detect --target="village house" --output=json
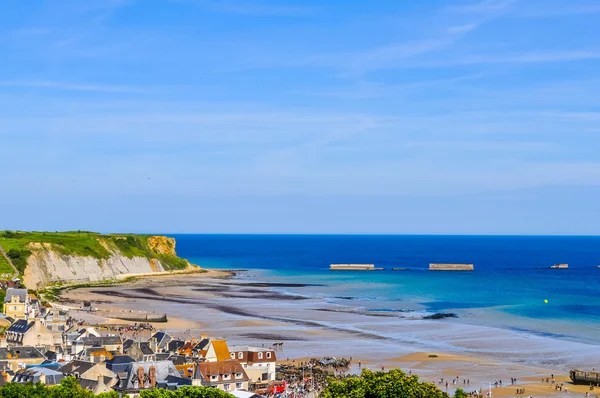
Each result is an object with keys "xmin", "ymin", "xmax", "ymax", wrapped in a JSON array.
[
  {"xmin": 191, "ymin": 359, "xmax": 250, "ymax": 392},
  {"xmin": 124, "ymin": 340, "xmax": 156, "ymax": 362},
  {"xmin": 38, "ymin": 308, "xmax": 70, "ymax": 345},
  {"xmin": 79, "ymin": 374, "xmax": 116, "ymax": 395},
  {"xmin": 0, "ymin": 346, "xmax": 45, "ymax": 371},
  {"xmin": 85, "ymin": 346, "xmax": 114, "ymax": 363},
  {"xmin": 113, "ymin": 360, "xmax": 191, "ymax": 396},
  {"xmin": 73, "ymin": 335, "xmax": 122, "ymax": 357},
  {"xmin": 28, "ymin": 293, "xmax": 40, "ymax": 317},
  {"xmin": 148, "ymin": 331, "xmax": 172, "ymax": 352},
  {"xmin": 204, "ymin": 340, "xmax": 231, "ymax": 362},
  {"xmin": 229, "ymin": 346, "xmax": 277, "ymax": 382},
  {"xmin": 3, "ymin": 288, "xmax": 31, "ymax": 320},
  {"xmin": 0, "ymin": 280, "xmax": 20, "ymax": 290},
  {"xmin": 58, "ymin": 359, "xmax": 116, "ymax": 381},
  {"xmin": 12, "ymin": 366, "xmax": 64, "ymax": 385},
  {"xmin": 3, "ymin": 319, "xmax": 55, "ymax": 346},
  {"xmin": 106, "ymin": 355, "xmax": 135, "ymax": 374}
]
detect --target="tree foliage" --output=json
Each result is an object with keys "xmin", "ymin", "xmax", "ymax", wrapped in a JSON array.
[
  {"xmin": 0, "ymin": 378, "xmax": 233, "ymax": 398},
  {"xmin": 140, "ymin": 385, "xmax": 235, "ymax": 398},
  {"xmin": 321, "ymin": 369, "xmax": 452, "ymax": 398},
  {"xmin": 454, "ymin": 388, "xmax": 468, "ymax": 398}
]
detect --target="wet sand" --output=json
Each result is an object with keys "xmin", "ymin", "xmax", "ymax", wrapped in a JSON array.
[{"xmin": 58, "ymin": 270, "xmax": 600, "ymax": 397}]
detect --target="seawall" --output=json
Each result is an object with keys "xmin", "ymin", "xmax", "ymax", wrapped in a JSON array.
[
  {"xmin": 429, "ymin": 263, "xmax": 474, "ymax": 271},
  {"xmin": 330, "ymin": 264, "xmax": 383, "ymax": 270}
]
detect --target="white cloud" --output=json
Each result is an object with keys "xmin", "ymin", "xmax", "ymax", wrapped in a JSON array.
[
  {"xmin": 0, "ymin": 81, "xmax": 149, "ymax": 93},
  {"xmin": 447, "ymin": 23, "xmax": 479, "ymax": 34},
  {"xmin": 174, "ymin": 0, "xmax": 313, "ymax": 16}
]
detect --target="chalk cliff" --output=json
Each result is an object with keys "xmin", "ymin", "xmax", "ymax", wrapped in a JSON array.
[{"xmin": 21, "ymin": 235, "xmax": 192, "ymax": 289}]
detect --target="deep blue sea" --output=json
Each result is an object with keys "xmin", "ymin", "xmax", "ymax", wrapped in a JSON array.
[{"xmin": 172, "ymin": 234, "xmax": 600, "ymax": 345}]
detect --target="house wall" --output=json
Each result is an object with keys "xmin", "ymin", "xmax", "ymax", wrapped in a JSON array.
[
  {"xmin": 22, "ymin": 321, "xmax": 55, "ymax": 346},
  {"xmin": 82, "ymin": 364, "xmax": 115, "ymax": 380},
  {"xmin": 244, "ymin": 363, "xmax": 276, "ymax": 382},
  {"xmin": 5, "ymin": 357, "xmax": 44, "ymax": 371},
  {"xmin": 3, "ymin": 297, "xmax": 28, "ymax": 320}
]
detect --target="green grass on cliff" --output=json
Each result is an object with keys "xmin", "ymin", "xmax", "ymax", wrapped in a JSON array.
[
  {"xmin": 0, "ymin": 231, "xmax": 189, "ymax": 273},
  {"xmin": 0, "ymin": 255, "xmax": 13, "ymax": 275}
]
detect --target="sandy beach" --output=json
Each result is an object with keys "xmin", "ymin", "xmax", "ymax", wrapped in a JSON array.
[{"xmin": 57, "ymin": 269, "xmax": 600, "ymax": 397}]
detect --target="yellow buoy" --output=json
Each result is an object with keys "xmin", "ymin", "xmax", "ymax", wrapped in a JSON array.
[{"xmin": 544, "ymin": 299, "xmax": 548, "ymax": 304}]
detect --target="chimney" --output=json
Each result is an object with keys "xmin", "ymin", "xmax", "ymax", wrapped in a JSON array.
[
  {"xmin": 137, "ymin": 367, "xmax": 145, "ymax": 386},
  {"xmin": 149, "ymin": 339, "xmax": 158, "ymax": 353},
  {"xmin": 149, "ymin": 365, "xmax": 156, "ymax": 387},
  {"xmin": 97, "ymin": 374, "xmax": 106, "ymax": 392}
]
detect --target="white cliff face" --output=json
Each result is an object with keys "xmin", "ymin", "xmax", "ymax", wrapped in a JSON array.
[{"xmin": 24, "ymin": 249, "xmax": 165, "ymax": 289}]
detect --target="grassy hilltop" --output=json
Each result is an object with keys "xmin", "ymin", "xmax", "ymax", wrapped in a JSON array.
[{"xmin": 0, "ymin": 230, "xmax": 190, "ymax": 275}]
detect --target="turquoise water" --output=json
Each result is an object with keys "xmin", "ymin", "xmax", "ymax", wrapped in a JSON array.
[{"xmin": 172, "ymin": 234, "xmax": 600, "ymax": 345}]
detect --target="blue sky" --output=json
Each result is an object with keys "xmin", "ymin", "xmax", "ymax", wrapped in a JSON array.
[{"xmin": 1, "ymin": 0, "xmax": 600, "ymax": 234}]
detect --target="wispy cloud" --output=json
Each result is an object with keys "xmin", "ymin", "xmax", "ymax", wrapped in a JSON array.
[
  {"xmin": 418, "ymin": 49, "xmax": 600, "ymax": 67},
  {"xmin": 0, "ymin": 81, "xmax": 149, "ymax": 93},
  {"xmin": 447, "ymin": 23, "xmax": 479, "ymax": 34},
  {"xmin": 449, "ymin": 0, "xmax": 517, "ymax": 14},
  {"xmin": 175, "ymin": 0, "xmax": 313, "ymax": 16}
]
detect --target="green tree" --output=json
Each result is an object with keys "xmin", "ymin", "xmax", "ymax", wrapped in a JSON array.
[
  {"xmin": 96, "ymin": 392, "xmax": 120, "ymax": 398},
  {"xmin": 48, "ymin": 377, "xmax": 94, "ymax": 398},
  {"xmin": 139, "ymin": 386, "xmax": 235, "ymax": 398},
  {"xmin": 6, "ymin": 249, "xmax": 21, "ymax": 260},
  {"xmin": 454, "ymin": 388, "xmax": 468, "ymax": 398},
  {"xmin": 321, "ymin": 369, "xmax": 450, "ymax": 398},
  {"xmin": 0, "ymin": 382, "xmax": 47, "ymax": 398}
]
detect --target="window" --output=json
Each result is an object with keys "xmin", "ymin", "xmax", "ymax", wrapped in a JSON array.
[
  {"xmin": 238, "ymin": 352, "xmax": 243, "ymax": 359},
  {"xmin": 223, "ymin": 384, "xmax": 231, "ymax": 391},
  {"xmin": 230, "ymin": 353, "xmax": 235, "ymax": 359},
  {"xmin": 266, "ymin": 352, "xmax": 271, "ymax": 359},
  {"xmin": 223, "ymin": 373, "xmax": 231, "ymax": 380},
  {"xmin": 211, "ymin": 375, "xmax": 218, "ymax": 381},
  {"xmin": 236, "ymin": 383, "xmax": 242, "ymax": 389},
  {"xmin": 235, "ymin": 372, "xmax": 243, "ymax": 379},
  {"xmin": 258, "ymin": 353, "xmax": 263, "ymax": 359}
]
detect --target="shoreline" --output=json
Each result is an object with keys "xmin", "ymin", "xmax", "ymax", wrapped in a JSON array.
[{"xmin": 56, "ymin": 268, "xmax": 599, "ymax": 396}]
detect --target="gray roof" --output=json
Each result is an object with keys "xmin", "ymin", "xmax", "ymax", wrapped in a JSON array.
[
  {"xmin": 106, "ymin": 356, "xmax": 134, "ymax": 373},
  {"xmin": 13, "ymin": 366, "xmax": 64, "ymax": 385},
  {"xmin": 194, "ymin": 338, "xmax": 210, "ymax": 351},
  {"xmin": 4, "ymin": 288, "xmax": 28, "ymax": 303},
  {"xmin": 81, "ymin": 336, "xmax": 122, "ymax": 346},
  {"xmin": 151, "ymin": 331, "xmax": 172, "ymax": 347},
  {"xmin": 57, "ymin": 360, "xmax": 96, "ymax": 376},
  {"xmin": 115, "ymin": 360, "xmax": 182, "ymax": 391},
  {"xmin": 79, "ymin": 376, "xmax": 114, "ymax": 391},
  {"xmin": 6, "ymin": 319, "xmax": 33, "ymax": 334},
  {"xmin": 0, "ymin": 346, "xmax": 44, "ymax": 359}
]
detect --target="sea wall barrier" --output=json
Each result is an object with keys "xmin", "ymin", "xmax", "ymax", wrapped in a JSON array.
[
  {"xmin": 329, "ymin": 264, "xmax": 384, "ymax": 271},
  {"xmin": 95, "ymin": 311, "xmax": 168, "ymax": 323},
  {"xmin": 550, "ymin": 263, "xmax": 568, "ymax": 269},
  {"xmin": 429, "ymin": 263, "xmax": 474, "ymax": 271}
]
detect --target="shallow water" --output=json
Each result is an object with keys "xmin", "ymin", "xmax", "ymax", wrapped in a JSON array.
[{"xmin": 163, "ymin": 234, "xmax": 600, "ymax": 368}]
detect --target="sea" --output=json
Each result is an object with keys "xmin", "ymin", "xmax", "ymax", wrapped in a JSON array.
[{"xmin": 172, "ymin": 234, "xmax": 600, "ymax": 347}]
